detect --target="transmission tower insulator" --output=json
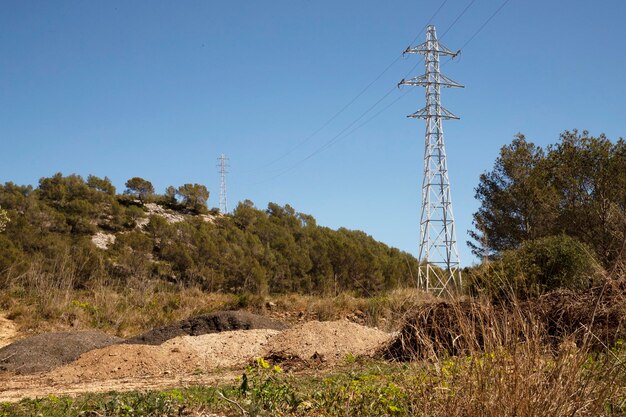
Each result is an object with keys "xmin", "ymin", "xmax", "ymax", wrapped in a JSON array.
[{"xmin": 399, "ymin": 25, "xmax": 463, "ymax": 296}]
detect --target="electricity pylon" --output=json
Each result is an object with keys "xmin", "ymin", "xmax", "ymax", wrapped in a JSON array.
[
  {"xmin": 399, "ymin": 25, "xmax": 463, "ymax": 296},
  {"xmin": 217, "ymin": 154, "xmax": 229, "ymax": 214}
]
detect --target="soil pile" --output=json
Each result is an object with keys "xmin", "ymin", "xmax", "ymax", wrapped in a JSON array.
[
  {"xmin": 50, "ymin": 329, "xmax": 280, "ymax": 382},
  {"xmin": 48, "ymin": 322, "xmax": 390, "ymax": 381},
  {"xmin": 0, "ymin": 331, "xmax": 122, "ymax": 374},
  {"xmin": 264, "ymin": 320, "xmax": 392, "ymax": 365},
  {"xmin": 49, "ymin": 340, "xmax": 201, "ymax": 383},
  {"xmin": 126, "ymin": 310, "xmax": 288, "ymax": 345},
  {"xmin": 176, "ymin": 329, "xmax": 280, "ymax": 369},
  {"xmin": 384, "ymin": 280, "xmax": 626, "ymax": 361}
]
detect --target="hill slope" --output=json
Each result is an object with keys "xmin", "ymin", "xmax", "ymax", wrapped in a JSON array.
[{"xmin": 0, "ymin": 173, "xmax": 418, "ymax": 297}]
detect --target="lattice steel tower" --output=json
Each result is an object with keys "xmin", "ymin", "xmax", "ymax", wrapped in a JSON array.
[
  {"xmin": 217, "ymin": 153, "xmax": 229, "ymax": 214},
  {"xmin": 399, "ymin": 25, "xmax": 463, "ymax": 296}
]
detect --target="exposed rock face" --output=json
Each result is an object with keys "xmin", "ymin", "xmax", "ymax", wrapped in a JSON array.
[
  {"xmin": 144, "ymin": 203, "xmax": 186, "ymax": 224},
  {"xmin": 91, "ymin": 231, "xmax": 116, "ymax": 249}
]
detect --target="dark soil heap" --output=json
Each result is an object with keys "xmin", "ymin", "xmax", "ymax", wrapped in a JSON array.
[
  {"xmin": 384, "ymin": 280, "xmax": 626, "ymax": 361},
  {"xmin": 126, "ymin": 310, "xmax": 289, "ymax": 345},
  {"xmin": 0, "ymin": 331, "xmax": 122, "ymax": 374}
]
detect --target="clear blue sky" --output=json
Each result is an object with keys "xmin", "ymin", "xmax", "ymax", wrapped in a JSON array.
[{"xmin": 1, "ymin": 1, "xmax": 625, "ymax": 265}]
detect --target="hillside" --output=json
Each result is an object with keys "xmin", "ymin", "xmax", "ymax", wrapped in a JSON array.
[{"xmin": 0, "ymin": 173, "xmax": 418, "ymax": 298}]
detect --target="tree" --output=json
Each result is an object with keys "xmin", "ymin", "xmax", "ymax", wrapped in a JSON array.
[
  {"xmin": 176, "ymin": 184, "xmax": 209, "ymax": 212},
  {"xmin": 38, "ymin": 173, "xmax": 92, "ymax": 205},
  {"xmin": 546, "ymin": 131, "xmax": 625, "ymax": 266},
  {"xmin": 233, "ymin": 200, "xmax": 258, "ymax": 231},
  {"xmin": 87, "ymin": 175, "xmax": 116, "ymax": 195},
  {"xmin": 0, "ymin": 182, "xmax": 33, "ymax": 213},
  {"xmin": 471, "ymin": 130, "xmax": 626, "ymax": 269},
  {"xmin": 124, "ymin": 177, "xmax": 154, "ymax": 203},
  {"xmin": 469, "ymin": 134, "xmax": 556, "ymax": 257},
  {"xmin": 164, "ymin": 186, "xmax": 177, "ymax": 204}
]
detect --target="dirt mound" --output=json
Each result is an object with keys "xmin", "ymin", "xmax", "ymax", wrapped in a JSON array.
[
  {"xmin": 264, "ymin": 320, "xmax": 391, "ymax": 365},
  {"xmin": 126, "ymin": 310, "xmax": 288, "ymax": 345},
  {"xmin": 51, "ymin": 329, "xmax": 280, "ymax": 382},
  {"xmin": 50, "ymin": 322, "xmax": 389, "ymax": 382},
  {"xmin": 49, "ymin": 340, "xmax": 201, "ymax": 383},
  {"xmin": 0, "ymin": 331, "xmax": 122, "ymax": 374},
  {"xmin": 384, "ymin": 281, "xmax": 626, "ymax": 361},
  {"xmin": 175, "ymin": 329, "xmax": 280, "ymax": 369}
]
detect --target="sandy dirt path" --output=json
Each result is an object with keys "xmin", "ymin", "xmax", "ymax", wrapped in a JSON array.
[{"xmin": 0, "ymin": 370, "xmax": 240, "ymax": 402}]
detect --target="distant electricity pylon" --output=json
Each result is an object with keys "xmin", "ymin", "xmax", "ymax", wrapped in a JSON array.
[
  {"xmin": 217, "ymin": 154, "xmax": 229, "ymax": 214},
  {"xmin": 399, "ymin": 25, "xmax": 463, "ymax": 296}
]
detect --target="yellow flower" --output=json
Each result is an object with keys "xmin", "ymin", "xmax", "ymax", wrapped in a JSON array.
[{"xmin": 257, "ymin": 357, "xmax": 270, "ymax": 369}]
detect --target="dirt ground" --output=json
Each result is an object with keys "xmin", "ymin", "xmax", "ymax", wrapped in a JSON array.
[
  {"xmin": 0, "ymin": 371, "xmax": 239, "ymax": 403},
  {"xmin": 0, "ymin": 313, "xmax": 18, "ymax": 349},
  {"xmin": 0, "ymin": 318, "xmax": 391, "ymax": 402}
]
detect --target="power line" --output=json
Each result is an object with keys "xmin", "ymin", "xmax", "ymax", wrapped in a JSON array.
[
  {"xmin": 303, "ymin": 0, "xmax": 510, "ymax": 161},
  {"xmin": 461, "ymin": 0, "xmax": 512, "ymax": 50},
  {"xmin": 335, "ymin": 90, "xmax": 413, "ymax": 144},
  {"xmin": 439, "ymin": 0, "xmax": 478, "ymax": 40},
  {"xmin": 247, "ymin": 91, "xmax": 413, "ymax": 185},
  {"xmin": 292, "ymin": 0, "xmax": 477, "ymax": 156},
  {"xmin": 335, "ymin": 0, "xmax": 513, "ymax": 153},
  {"xmin": 246, "ymin": 87, "xmax": 401, "ymax": 185},
  {"xmin": 445, "ymin": 0, "xmax": 513, "ymax": 64},
  {"xmin": 289, "ymin": 11, "xmax": 487, "ymax": 182},
  {"xmin": 249, "ymin": 0, "xmax": 478, "ymax": 183},
  {"xmin": 245, "ymin": 0, "xmax": 450, "ymax": 173},
  {"xmin": 408, "ymin": 0, "xmax": 450, "ymax": 45}
]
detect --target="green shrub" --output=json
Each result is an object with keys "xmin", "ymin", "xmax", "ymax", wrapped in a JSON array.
[
  {"xmin": 467, "ymin": 234, "xmax": 601, "ymax": 299},
  {"xmin": 0, "ymin": 235, "xmax": 26, "ymax": 286}
]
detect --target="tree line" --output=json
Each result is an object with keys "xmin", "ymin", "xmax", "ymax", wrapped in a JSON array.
[{"xmin": 0, "ymin": 173, "xmax": 418, "ymax": 296}]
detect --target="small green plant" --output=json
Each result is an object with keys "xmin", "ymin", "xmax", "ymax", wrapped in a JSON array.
[
  {"xmin": 222, "ymin": 357, "xmax": 300, "ymax": 416},
  {"xmin": 344, "ymin": 352, "xmax": 357, "ymax": 364}
]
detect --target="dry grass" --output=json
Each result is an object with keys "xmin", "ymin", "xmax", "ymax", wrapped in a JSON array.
[
  {"xmin": 0, "ymin": 259, "xmax": 240, "ymax": 337},
  {"xmin": 375, "ymin": 280, "xmax": 626, "ymax": 416},
  {"xmin": 0, "ymin": 257, "xmax": 431, "ymax": 337},
  {"xmin": 263, "ymin": 287, "xmax": 435, "ymax": 331},
  {"xmin": 384, "ymin": 279, "xmax": 626, "ymax": 361},
  {"xmin": 397, "ymin": 345, "xmax": 625, "ymax": 416}
]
